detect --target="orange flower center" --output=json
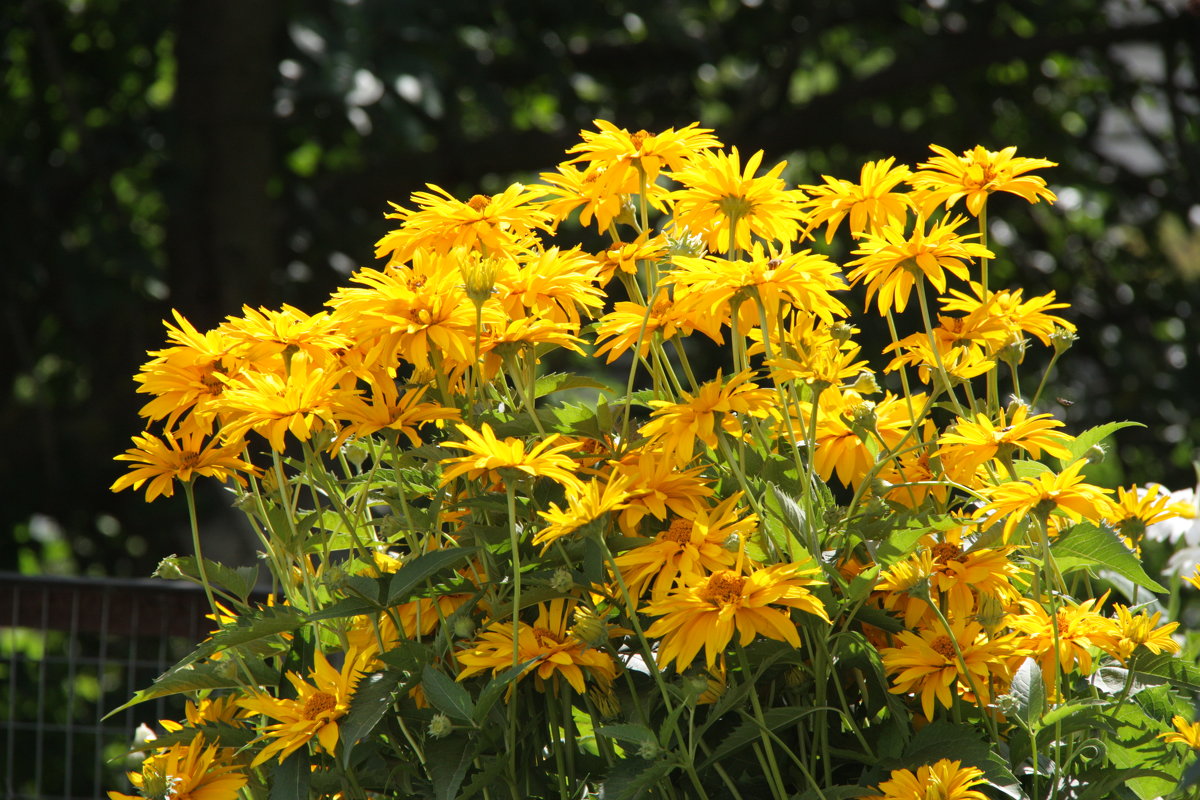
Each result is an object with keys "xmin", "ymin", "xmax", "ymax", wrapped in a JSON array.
[
  {"xmin": 532, "ymin": 626, "xmax": 564, "ymax": 648},
  {"xmin": 178, "ymin": 451, "xmax": 201, "ymax": 470},
  {"xmin": 630, "ymin": 130, "xmax": 651, "ymax": 151},
  {"xmin": 700, "ymin": 571, "xmax": 746, "ymax": 606},
  {"xmin": 467, "ymin": 194, "xmax": 491, "ymax": 212},
  {"xmin": 200, "ymin": 371, "xmax": 224, "ymax": 395},
  {"xmin": 930, "ymin": 635, "xmax": 957, "ymax": 660},
  {"xmin": 661, "ymin": 519, "xmax": 694, "ymax": 545},
  {"xmin": 930, "ymin": 542, "xmax": 965, "ymax": 564},
  {"xmin": 302, "ymin": 691, "xmax": 337, "ymax": 720}
]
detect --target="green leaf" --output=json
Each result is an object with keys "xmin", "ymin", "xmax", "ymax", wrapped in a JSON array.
[
  {"xmin": 270, "ymin": 747, "xmax": 310, "ymax": 800},
  {"xmin": 1005, "ymin": 657, "xmax": 1046, "ymax": 731},
  {"xmin": 1105, "ymin": 703, "xmax": 1182, "ymax": 799},
  {"xmin": 154, "ymin": 555, "xmax": 259, "ymax": 602},
  {"xmin": 1130, "ymin": 652, "xmax": 1200, "ymax": 693},
  {"xmin": 421, "ymin": 665, "xmax": 476, "ymax": 723},
  {"xmin": 387, "ymin": 547, "xmax": 479, "ymax": 606},
  {"xmin": 426, "ymin": 736, "xmax": 474, "ymax": 800},
  {"xmin": 306, "ymin": 596, "xmax": 385, "ymax": 621},
  {"xmin": 1059, "ymin": 421, "xmax": 1144, "ymax": 467},
  {"xmin": 702, "ymin": 707, "xmax": 810, "ymax": 768},
  {"xmin": 596, "ymin": 724, "xmax": 658, "ymax": 747},
  {"xmin": 600, "ymin": 756, "xmax": 676, "ymax": 800},
  {"xmin": 1050, "ymin": 522, "xmax": 1167, "ymax": 593},
  {"xmin": 186, "ymin": 605, "xmax": 306, "ymax": 665},
  {"xmin": 534, "ymin": 372, "xmax": 610, "ymax": 398},
  {"xmin": 103, "ymin": 658, "xmax": 278, "ymax": 718},
  {"xmin": 871, "ymin": 524, "xmax": 927, "ymax": 568},
  {"xmin": 472, "ymin": 660, "xmax": 533, "ymax": 724},
  {"xmin": 339, "ymin": 671, "xmax": 401, "ymax": 767}
]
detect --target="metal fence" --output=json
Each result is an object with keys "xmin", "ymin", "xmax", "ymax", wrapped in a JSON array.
[{"xmin": 1, "ymin": 572, "xmax": 212, "ymax": 800}]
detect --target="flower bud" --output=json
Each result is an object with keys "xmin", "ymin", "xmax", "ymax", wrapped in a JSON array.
[
  {"xmin": 1085, "ymin": 444, "xmax": 1107, "ymax": 465},
  {"xmin": 570, "ymin": 606, "xmax": 609, "ymax": 648},
  {"xmin": 451, "ymin": 615, "xmax": 476, "ymax": 640},
  {"xmin": 428, "ymin": 713, "xmax": 453, "ymax": 738},
  {"xmin": 851, "ymin": 370, "xmax": 880, "ymax": 395},
  {"xmin": 549, "ymin": 568, "xmax": 574, "ymax": 594}
]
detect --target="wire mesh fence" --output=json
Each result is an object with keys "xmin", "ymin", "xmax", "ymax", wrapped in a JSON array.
[{"xmin": 1, "ymin": 572, "xmax": 212, "ymax": 799}]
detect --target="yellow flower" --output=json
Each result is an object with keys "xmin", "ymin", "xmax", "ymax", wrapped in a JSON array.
[
  {"xmin": 134, "ymin": 311, "xmax": 239, "ymax": 433},
  {"xmin": 800, "ymin": 391, "xmax": 917, "ymax": 489},
  {"xmin": 566, "ymin": 120, "xmax": 721, "ymax": 199},
  {"xmin": 108, "ymin": 733, "xmax": 247, "ymax": 800},
  {"xmin": 238, "ymin": 649, "xmax": 366, "ymax": 767},
  {"xmin": 910, "ymin": 143, "xmax": 1057, "ymax": 216},
  {"xmin": 1105, "ymin": 484, "xmax": 1197, "ymax": 545},
  {"xmin": 880, "ymin": 620, "xmax": 1018, "ymax": 721},
  {"xmin": 1160, "ymin": 715, "xmax": 1200, "ymax": 750},
  {"xmin": 940, "ymin": 282, "xmax": 1075, "ymax": 350},
  {"xmin": 975, "ymin": 459, "xmax": 1117, "ymax": 542},
  {"xmin": 374, "ymin": 182, "xmax": 552, "ymax": 264},
  {"xmin": 439, "ymin": 423, "xmax": 584, "ymax": 492},
  {"xmin": 533, "ymin": 472, "xmax": 635, "ymax": 549},
  {"xmin": 495, "ymin": 246, "xmax": 605, "ymax": 326},
  {"xmin": 860, "ymin": 758, "xmax": 989, "ymax": 800},
  {"xmin": 220, "ymin": 304, "xmax": 354, "ymax": 366},
  {"xmin": 643, "ymin": 563, "xmax": 830, "ymax": 671},
  {"xmin": 593, "ymin": 295, "xmax": 724, "ymax": 365},
  {"xmin": 667, "ymin": 242, "xmax": 848, "ymax": 325},
  {"xmin": 537, "ymin": 161, "xmax": 646, "ymax": 232},
  {"xmin": 331, "ymin": 378, "xmax": 460, "ymax": 451},
  {"xmin": 1007, "ymin": 596, "xmax": 1112, "ymax": 695},
  {"xmin": 456, "ymin": 599, "xmax": 619, "ymax": 694},
  {"xmin": 1101, "ymin": 604, "xmax": 1181, "ymax": 664},
  {"xmin": 639, "ymin": 370, "xmax": 780, "ymax": 466},
  {"xmin": 846, "ymin": 214, "xmax": 992, "ymax": 315},
  {"xmin": 111, "ymin": 430, "xmax": 256, "ymax": 502},
  {"xmin": 800, "ymin": 156, "xmax": 915, "ymax": 244},
  {"xmin": 593, "ymin": 231, "xmax": 669, "ymax": 285},
  {"xmin": 670, "ymin": 147, "xmax": 808, "ymax": 254},
  {"xmin": 613, "ymin": 494, "xmax": 753, "ymax": 601},
  {"xmin": 936, "ymin": 403, "xmax": 1073, "ymax": 483},
  {"xmin": 609, "ymin": 452, "xmax": 715, "ymax": 533},
  {"xmin": 216, "ymin": 353, "xmax": 349, "ymax": 453}
]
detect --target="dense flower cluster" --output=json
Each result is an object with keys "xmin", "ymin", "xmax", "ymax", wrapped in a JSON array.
[{"xmin": 110, "ymin": 122, "xmax": 1200, "ymax": 800}]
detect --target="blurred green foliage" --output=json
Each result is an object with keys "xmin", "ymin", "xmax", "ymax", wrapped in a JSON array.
[{"xmin": 3, "ymin": 0, "xmax": 1198, "ymax": 577}]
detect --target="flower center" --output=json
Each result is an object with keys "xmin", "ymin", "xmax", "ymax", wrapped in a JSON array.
[
  {"xmin": 700, "ymin": 571, "xmax": 746, "ymax": 606},
  {"xmin": 661, "ymin": 519, "xmax": 694, "ymax": 545},
  {"xmin": 930, "ymin": 635, "xmax": 957, "ymax": 660},
  {"xmin": 302, "ymin": 691, "xmax": 337, "ymax": 720},
  {"xmin": 630, "ymin": 130, "xmax": 651, "ymax": 151},
  {"xmin": 467, "ymin": 194, "xmax": 491, "ymax": 212},
  {"xmin": 532, "ymin": 626, "xmax": 564, "ymax": 648},
  {"xmin": 178, "ymin": 451, "xmax": 201, "ymax": 470},
  {"xmin": 930, "ymin": 542, "xmax": 964, "ymax": 564}
]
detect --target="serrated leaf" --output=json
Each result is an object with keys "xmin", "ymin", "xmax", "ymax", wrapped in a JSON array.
[
  {"xmin": 600, "ymin": 756, "xmax": 675, "ymax": 800},
  {"xmin": 306, "ymin": 596, "xmax": 385, "ymax": 621},
  {"xmin": 103, "ymin": 658, "xmax": 278, "ymax": 718},
  {"xmin": 422, "ymin": 665, "xmax": 476, "ymax": 723},
  {"xmin": 596, "ymin": 724, "xmax": 657, "ymax": 746},
  {"xmin": 339, "ymin": 671, "xmax": 401, "ymax": 767},
  {"xmin": 386, "ymin": 547, "xmax": 479, "ymax": 606},
  {"xmin": 186, "ymin": 606, "xmax": 306, "ymax": 666},
  {"xmin": 270, "ymin": 747, "xmax": 310, "ymax": 800},
  {"xmin": 155, "ymin": 556, "xmax": 259, "ymax": 603},
  {"xmin": 1131, "ymin": 652, "xmax": 1200, "ymax": 693},
  {"xmin": 1059, "ymin": 421, "xmax": 1144, "ymax": 467},
  {"xmin": 702, "ymin": 707, "xmax": 809, "ymax": 768},
  {"xmin": 426, "ymin": 736, "xmax": 474, "ymax": 800},
  {"xmin": 1051, "ymin": 523, "xmax": 1167, "ymax": 593}
]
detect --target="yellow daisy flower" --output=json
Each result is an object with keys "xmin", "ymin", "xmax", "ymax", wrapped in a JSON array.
[
  {"xmin": 593, "ymin": 295, "xmax": 725, "ymax": 365},
  {"xmin": 439, "ymin": 423, "xmax": 584, "ymax": 492},
  {"xmin": 799, "ymin": 156, "xmax": 915, "ymax": 244},
  {"xmin": 670, "ymin": 147, "xmax": 808, "ymax": 254},
  {"xmin": 537, "ymin": 161, "xmax": 645, "ymax": 232},
  {"xmin": 456, "ymin": 599, "xmax": 619, "ymax": 694},
  {"xmin": 1160, "ymin": 715, "xmax": 1200, "ymax": 750},
  {"xmin": 860, "ymin": 758, "xmax": 989, "ymax": 800},
  {"xmin": 643, "ymin": 562, "xmax": 830, "ymax": 671},
  {"xmin": 1101, "ymin": 604, "xmax": 1181, "ymax": 664},
  {"xmin": 936, "ymin": 403, "xmax": 1074, "ymax": 483},
  {"xmin": 1007, "ymin": 596, "xmax": 1112, "ymax": 695},
  {"xmin": 374, "ymin": 182, "xmax": 552, "ymax": 264},
  {"xmin": 910, "ymin": 143, "xmax": 1057, "ymax": 216},
  {"xmin": 331, "ymin": 378, "xmax": 460, "ymax": 451},
  {"xmin": 111, "ymin": 430, "xmax": 256, "ymax": 502},
  {"xmin": 238, "ymin": 649, "xmax": 366, "ymax": 768},
  {"xmin": 975, "ymin": 459, "xmax": 1118, "ymax": 542},
  {"xmin": 846, "ymin": 214, "xmax": 993, "ymax": 315},
  {"xmin": 108, "ymin": 733, "xmax": 247, "ymax": 800},
  {"xmin": 880, "ymin": 619, "xmax": 1018, "ymax": 721},
  {"xmin": 533, "ymin": 472, "xmax": 635, "ymax": 549},
  {"xmin": 613, "ymin": 494, "xmax": 753, "ymax": 601},
  {"xmin": 639, "ymin": 370, "xmax": 780, "ymax": 466},
  {"xmin": 609, "ymin": 452, "xmax": 714, "ymax": 533},
  {"xmin": 940, "ymin": 282, "xmax": 1075, "ymax": 349},
  {"xmin": 566, "ymin": 119, "xmax": 721, "ymax": 200}
]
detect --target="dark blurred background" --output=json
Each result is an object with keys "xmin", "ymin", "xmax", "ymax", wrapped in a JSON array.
[{"xmin": 4, "ymin": 0, "xmax": 1199, "ymax": 580}]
